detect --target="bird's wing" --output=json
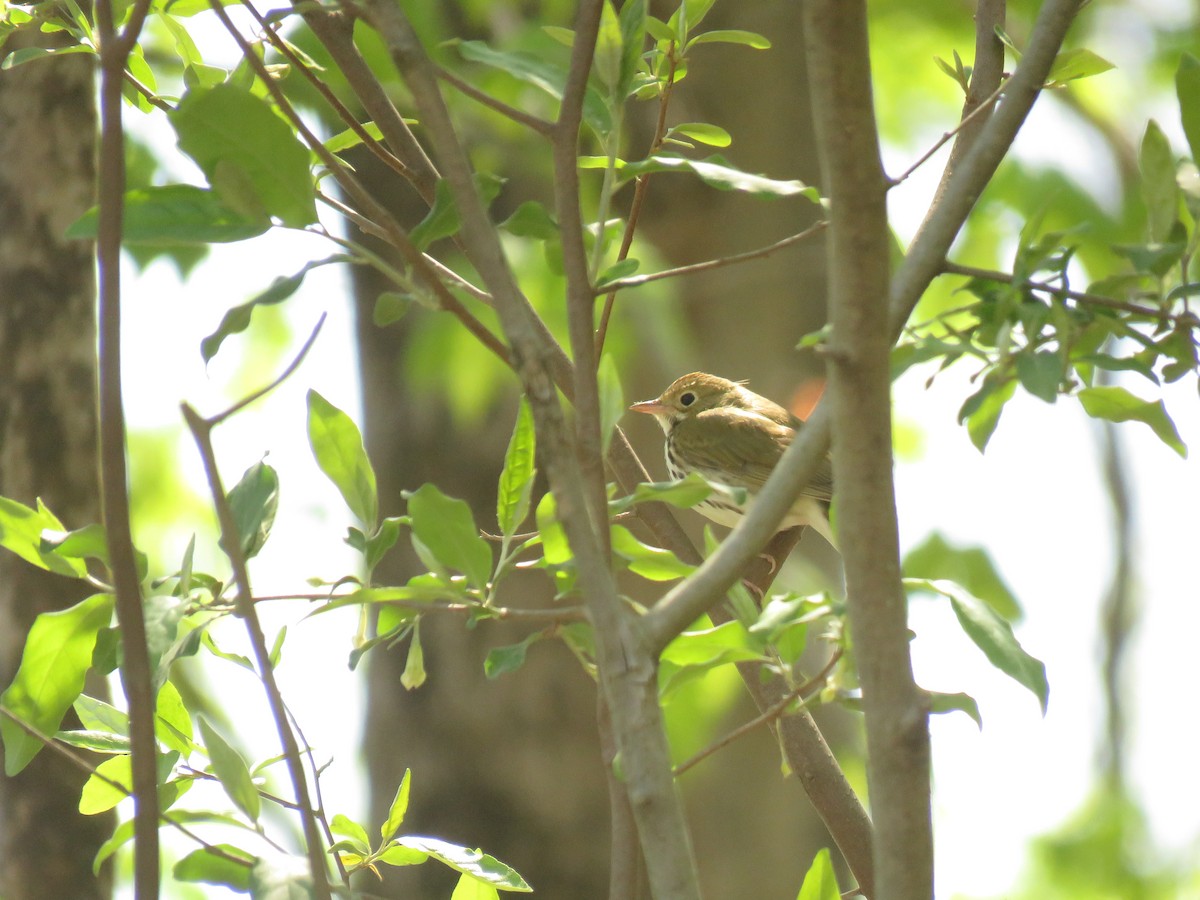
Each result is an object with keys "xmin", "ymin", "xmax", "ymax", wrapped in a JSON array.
[{"xmin": 678, "ymin": 408, "xmax": 834, "ymax": 502}]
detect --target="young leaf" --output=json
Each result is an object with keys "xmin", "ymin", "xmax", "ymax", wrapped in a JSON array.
[
  {"xmin": 198, "ymin": 715, "xmax": 261, "ymax": 822},
  {"xmin": 686, "ymin": 29, "xmax": 771, "ymax": 50},
  {"xmin": 451, "ymin": 873, "xmax": 501, "ymax": 900},
  {"xmin": 609, "ymin": 473, "xmax": 712, "ymax": 516},
  {"xmin": 907, "ymin": 579, "xmax": 1049, "ymax": 712},
  {"xmin": 593, "ymin": 0, "xmax": 623, "ymax": 91},
  {"xmin": 1, "ymin": 594, "xmax": 114, "ymax": 775},
  {"xmin": 222, "ymin": 461, "xmax": 279, "ymax": 560},
  {"xmin": 499, "ymin": 201, "xmax": 559, "ymax": 239},
  {"xmin": 667, "ymin": 122, "xmax": 732, "ymax": 147},
  {"xmin": 170, "ymin": 83, "xmax": 317, "ymax": 228},
  {"xmin": 1015, "ymin": 350, "xmax": 1062, "ymax": 403},
  {"xmin": 595, "ymin": 257, "xmax": 640, "ymax": 288},
  {"xmin": 406, "ymin": 483, "xmax": 492, "ymax": 589},
  {"xmin": 381, "ymin": 768, "xmax": 413, "ymax": 842},
  {"xmin": 959, "ymin": 376, "xmax": 1016, "ymax": 452},
  {"xmin": 1078, "ymin": 386, "xmax": 1187, "ymax": 457},
  {"xmin": 617, "ymin": 0, "xmax": 647, "ymax": 101},
  {"xmin": 401, "ymin": 624, "xmax": 426, "ymax": 690},
  {"xmin": 0, "ymin": 496, "xmax": 88, "ymax": 577},
  {"xmin": 1044, "ymin": 47, "xmax": 1114, "ymax": 88},
  {"xmin": 618, "ymin": 154, "xmax": 818, "ymax": 199},
  {"xmin": 534, "ymin": 492, "xmax": 571, "ymax": 566},
  {"xmin": 901, "ymin": 532, "xmax": 1021, "ymax": 621},
  {"xmin": 611, "ymin": 525, "xmax": 694, "ymax": 581},
  {"xmin": 330, "ymin": 813, "xmax": 372, "ymax": 853},
  {"xmin": 248, "ymin": 855, "xmax": 314, "ymax": 899},
  {"xmin": 928, "ymin": 691, "xmax": 983, "ymax": 729},
  {"xmin": 484, "ymin": 631, "xmax": 546, "ymax": 680},
  {"xmin": 497, "ymin": 399, "xmax": 537, "ymax": 538},
  {"xmin": 795, "ymin": 847, "xmax": 839, "ymax": 900},
  {"xmin": 308, "ymin": 390, "xmax": 379, "ymax": 528},
  {"xmin": 174, "ymin": 845, "xmax": 255, "ymax": 892}
]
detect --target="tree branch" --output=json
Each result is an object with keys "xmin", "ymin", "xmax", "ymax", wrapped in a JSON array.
[
  {"xmin": 803, "ymin": 3, "xmax": 930, "ymax": 899},
  {"xmin": 94, "ymin": 0, "xmax": 160, "ymax": 893}
]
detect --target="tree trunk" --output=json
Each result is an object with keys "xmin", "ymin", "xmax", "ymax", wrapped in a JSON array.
[{"xmin": 0, "ymin": 38, "xmax": 114, "ymax": 900}]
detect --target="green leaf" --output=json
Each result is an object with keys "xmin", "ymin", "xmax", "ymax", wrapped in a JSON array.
[
  {"xmin": 667, "ymin": 122, "xmax": 732, "ymax": 147},
  {"xmin": 1177, "ymin": 54, "xmax": 1200, "ymax": 166},
  {"xmin": 1, "ymin": 43, "xmax": 96, "ymax": 70},
  {"xmin": 307, "ymin": 390, "xmax": 379, "ymax": 528},
  {"xmin": 201, "ymin": 256, "xmax": 349, "ymax": 362},
  {"xmin": 222, "ymin": 461, "xmax": 279, "ymax": 560},
  {"xmin": 902, "ymin": 532, "xmax": 1021, "ymax": 621},
  {"xmin": 611, "ymin": 525, "xmax": 694, "ymax": 581},
  {"xmin": 499, "ymin": 201, "xmax": 559, "ymax": 239},
  {"xmin": 365, "ymin": 517, "xmax": 404, "ymax": 573},
  {"xmin": 373, "ymin": 291, "xmax": 413, "ymax": 327},
  {"xmin": 174, "ymin": 845, "xmax": 254, "ymax": 892},
  {"xmin": 74, "ymin": 693, "xmax": 129, "ymax": 735},
  {"xmin": 593, "ymin": 0, "xmax": 623, "ymax": 91},
  {"xmin": 406, "ymin": 483, "xmax": 492, "ymax": 590},
  {"xmin": 387, "ymin": 836, "xmax": 532, "ymax": 891},
  {"xmin": 497, "ymin": 399, "xmax": 537, "ymax": 538},
  {"xmin": 248, "ymin": 853, "xmax": 314, "ymax": 899},
  {"xmin": 617, "ymin": 0, "xmax": 647, "ymax": 101},
  {"xmin": 795, "ymin": 847, "xmax": 838, "ymax": 900},
  {"xmin": 324, "ymin": 120, "xmax": 385, "ymax": 154},
  {"xmin": 170, "ymin": 83, "xmax": 316, "ymax": 228},
  {"xmin": 484, "ymin": 631, "xmax": 545, "ymax": 680},
  {"xmin": 659, "ymin": 621, "xmax": 762, "ymax": 698},
  {"xmin": 959, "ymin": 376, "xmax": 1016, "ymax": 452},
  {"xmin": 1045, "ymin": 47, "xmax": 1114, "ymax": 88},
  {"xmin": 907, "ymin": 579, "xmax": 1049, "ymax": 712},
  {"xmin": 198, "ymin": 715, "xmax": 261, "ymax": 822},
  {"xmin": 330, "ymin": 813, "xmax": 371, "ymax": 853},
  {"xmin": 0, "ymin": 496, "xmax": 88, "ymax": 577},
  {"xmin": 686, "ymin": 29, "xmax": 771, "ymax": 50},
  {"xmin": 1, "ymin": 594, "xmax": 113, "ymax": 774},
  {"xmin": 534, "ymin": 492, "xmax": 570, "ymax": 566},
  {"xmin": 609, "ymin": 472, "xmax": 713, "ymax": 516},
  {"xmin": 1015, "ymin": 350, "xmax": 1062, "ymax": 403},
  {"xmin": 54, "ymin": 729, "xmax": 131, "ymax": 754},
  {"xmin": 1140, "ymin": 120, "xmax": 1179, "ymax": 244},
  {"xmin": 381, "ymin": 768, "xmax": 413, "ymax": 842},
  {"xmin": 928, "ymin": 691, "xmax": 983, "ymax": 729},
  {"xmin": 452, "ymin": 873, "xmax": 501, "ymax": 900},
  {"xmin": 618, "ymin": 154, "xmax": 819, "ymax": 199},
  {"xmin": 1078, "ymin": 386, "xmax": 1186, "ymax": 457},
  {"xmin": 595, "ymin": 257, "xmax": 640, "ymax": 288},
  {"xmin": 401, "ymin": 624, "xmax": 426, "ymax": 690},
  {"xmin": 66, "ymin": 185, "xmax": 270, "ymax": 244},
  {"xmin": 143, "ymin": 594, "xmax": 190, "ymax": 696},
  {"xmin": 410, "ymin": 178, "xmax": 462, "ymax": 250}
]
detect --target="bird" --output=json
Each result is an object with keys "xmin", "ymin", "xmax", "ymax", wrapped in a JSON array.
[{"xmin": 629, "ymin": 372, "xmax": 836, "ymax": 548}]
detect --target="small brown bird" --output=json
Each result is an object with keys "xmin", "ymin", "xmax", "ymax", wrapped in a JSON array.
[{"xmin": 629, "ymin": 372, "xmax": 836, "ymax": 547}]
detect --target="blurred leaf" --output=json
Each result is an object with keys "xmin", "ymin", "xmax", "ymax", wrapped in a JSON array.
[
  {"xmin": 248, "ymin": 854, "xmax": 314, "ymax": 899},
  {"xmin": 617, "ymin": 0, "xmax": 646, "ymax": 101},
  {"xmin": 1175, "ymin": 54, "xmax": 1200, "ymax": 164},
  {"xmin": 619, "ymin": 154, "xmax": 818, "ymax": 199},
  {"xmin": 902, "ymin": 532, "xmax": 1021, "ymax": 621},
  {"xmin": 66, "ymin": 185, "xmax": 269, "ymax": 244},
  {"xmin": 928, "ymin": 691, "xmax": 983, "ymax": 729},
  {"xmin": 201, "ymin": 256, "xmax": 348, "ymax": 362},
  {"xmin": 595, "ymin": 257, "xmax": 640, "ymax": 288},
  {"xmin": 1078, "ymin": 386, "xmax": 1186, "ymax": 457},
  {"xmin": 1045, "ymin": 48, "xmax": 1114, "ymax": 88},
  {"xmin": 174, "ymin": 845, "xmax": 254, "ymax": 892},
  {"xmin": 596, "ymin": 355, "xmax": 625, "ymax": 455},
  {"xmin": 406, "ymin": 484, "xmax": 492, "ymax": 589},
  {"xmin": 497, "ymin": 399, "xmax": 537, "ymax": 538},
  {"xmin": 667, "ymin": 122, "xmax": 732, "ymax": 147},
  {"xmin": 535, "ymin": 492, "xmax": 571, "ymax": 566},
  {"xmin": 171, "ymin": 83, "xmax": 316, "ymax": 228},
  {"xmin": 959, "ymin": 376, "xmax": 1016, "ymax": 452},
  {"xmin": 373, "ymin": 291, "xmax": 412, "ymax": 326},
  {"xmin": 222, "ymin": 462, "xmax": 279, "ymax": 562},
  {"xmin": 324, "ymin": 120, "xmax": 386, "ymax": 153},
  {"xmin": 381, "ymin": 768, "xmax": 412, "ymax": 842},
  {"xmin": 907, "ymin": 578, "xmax": 1049, "ymax": 712},
  {"xmin": 1016, "ymin": 350, "xmax": 1063, "ymax": 403},
  {"xmin": 593, "ymin": 0, "xmax": 623, "ymax": 91},
  {"xmin": 499, "ymin": 201, "xmax": 559, "ymax": 239},
  {"xmin": 308, "ymin": 390, "xmax": 379, "ymax": 528},
  {"xmin": 795, "ymin": 847, "xmax": 839, "ymax": 900},
  {"xmin": 401, "ymin": 623, "xmax": 426, "ymax": 690},
  {"xmin": 1140, "ymin": 121, "xmax": 1179, "ymax": 243},
  {"xmin": 609, "ymin": 473, "xmax": 712, "ymax": 516},
  {"xmin": 1, "ymin": 594, "xmax": 113, "ymax": 774},
  {"xmin": 659, "ymin": 622, "xmax": 762, "ymax": 698},
  {"xmin": 199, "ymin": 715, "xmax": 260, "ymax": 822},
  {"xmin": 452, "ymin": 874, "xmax": 501, "ymax": 900},
  {"xmin": 410, "ymin": 178, "xmax": 461, "ymax": 250},
  {"xmin": 484, "ymin": 631, "xmax": 545, "ymax": 680}
]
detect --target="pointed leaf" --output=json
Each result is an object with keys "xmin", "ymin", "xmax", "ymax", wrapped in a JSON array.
[
  {"xmin": 381, "ymin": 768, "xmax": 413, "ymax": 842},
  {"xmin": 1078, "ymin": 386, "xmax": 1186, "ymax": 457},
  {"xmin": 0, "ymin": 496, "xmax": 87, "ymax": 577},
  {"xmin": 1, "ymin": 594, "xmax": 113, "ymax": 774},
  {"xmin": 222, "ymin": 461, "xmax": 279, "ymax": 560},
  {"xmin": 928, "ymin": 691, "xmax": 983, "ymax": 729},
  {"xmin": 796, "ymin": 847, "xmax": 838, "ymax": 900},
  {"xmin": 410, "ymin": 179, "xmax": 461, "ymax": 250},
  {"xmin": 401, "ymin": 624, "xmax": 426, "ymax": 690},
  {"xmin": 66, "ymin": 185, "xmax": 269, "ymax": 244},
  {"xmin": 596, "ymin": 355, "xmax": 625, "ymax": 455},
  {"xmin": 687, "ymin": 29, "xmax": 771, "ymax": 50},
  {"xmin": 174, "ymin": 845, "xmax": 255, "ymax": 891},
  {"xmin": 497, "ymin": 400, "xmax": 537, "ymax": 538},
  {"xmin": 902, "ymin": 532, "xmax": 1021, "ymax": 621},
  {"xmin": 1141, "ymin": 120, "xmax": 1179, "ymax": 243},
  {"xmin": 1177, "ymin": 54, "xmax": 1200, "ymax": 166},
  {"xmin": 308, "ymin": 390, "xmax": 379, "ymax": 528},
  {"xmin": 198, "ymin": 715, "xmax": 261, "ymax": 822},
  {"xmin": 406, "ymin": 484, "xmax": 492, "ymax": 589},
  {"xmin": 389, "ymin": 836, "xmax": 531, "ymax": 891}
]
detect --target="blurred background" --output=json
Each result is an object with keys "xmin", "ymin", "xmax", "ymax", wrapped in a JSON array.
[{"xmin": 2, "ymin": 0, "xmax": 1199, "ymax": 897}]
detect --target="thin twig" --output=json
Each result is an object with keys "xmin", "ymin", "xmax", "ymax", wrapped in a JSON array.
[
  {"xmin": 596, "ymin": 222, "xmax": 829, "ymax": 294},
  {"xmin": 245, "ymin": 592, "xmax": 589, "ymax": 622},
  {"xmin": 889, "ymin": 80, "xmax": 1007, "ymax": 188},
  {"xmin": 182, "ymin": 398, "xmax": 334, "ymax": 900},
  {"xmin": 594, "ymin": 45, "xmax": 680, "ymax": 358},
  {"xmin": 673, "ymin": 648, "xmax": 843, "ymax": 776},
  {"xmin": 941, "ymin": 260, "xmax": 1200, "ymax": 324},
  {"xmin": 436, "ymin": 65, "xmax": 555, "ymax": 136}
]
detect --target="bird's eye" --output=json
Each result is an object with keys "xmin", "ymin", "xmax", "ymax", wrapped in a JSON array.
[{"xmin": 679, "ymin": 391, "xmax": 696, "ymax": 407}]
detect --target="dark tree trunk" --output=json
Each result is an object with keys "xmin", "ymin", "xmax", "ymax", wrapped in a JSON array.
[{"xmin": 0, "ymin": 38, "xmax": 114, "ymax": 900}]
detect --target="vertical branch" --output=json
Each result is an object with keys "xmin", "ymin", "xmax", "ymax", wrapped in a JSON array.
[
  {"xmin": 802, "ymin": 5, "xmax": 931, "ymax": 900},
  {"xmin": 93, "ymin": 0, "xmax": 159, "ymax": 895}
]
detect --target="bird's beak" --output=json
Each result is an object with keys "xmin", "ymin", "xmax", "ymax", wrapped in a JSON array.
[{"xmin": 628, "ymin": 398, "xmax": 668, "ymax": 416}]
